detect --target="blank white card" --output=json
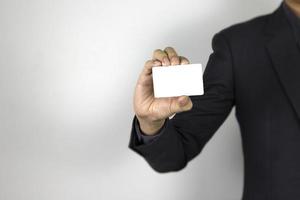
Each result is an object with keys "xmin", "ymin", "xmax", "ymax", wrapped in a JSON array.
[{"xmin": 152, "ymin": 64, "xmax": 204, "ymax": 98}]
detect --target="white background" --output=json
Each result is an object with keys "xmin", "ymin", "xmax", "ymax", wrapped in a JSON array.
[{"xmin": 0, "ymin": 0, "xmax": 281, "ymax": 199}]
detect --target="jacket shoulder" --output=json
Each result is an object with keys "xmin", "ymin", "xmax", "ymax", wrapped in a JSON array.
[{"xmin": 217, "ymin": 13, "xmax": 272, "ymax": 42}]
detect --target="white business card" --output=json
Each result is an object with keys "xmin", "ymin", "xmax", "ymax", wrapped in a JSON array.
[{"xmin": 152, "ymin": 64, "xmax": 204, "ymax": 98}]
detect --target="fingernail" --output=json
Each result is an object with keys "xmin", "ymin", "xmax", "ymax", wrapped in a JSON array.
[{"xmin": 179, "ymin": 96, "xmax": 188, "ymax": 106}]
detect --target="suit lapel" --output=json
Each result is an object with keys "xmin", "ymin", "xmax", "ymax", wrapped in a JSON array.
[{"xmin": 265, "ymin": 4, "xmax": 300, "ymax": 121}]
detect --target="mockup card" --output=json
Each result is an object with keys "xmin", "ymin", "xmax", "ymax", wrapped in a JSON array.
[{"xmin": 152, "ymin": 64, "xmax": 204, "ymax": 98}]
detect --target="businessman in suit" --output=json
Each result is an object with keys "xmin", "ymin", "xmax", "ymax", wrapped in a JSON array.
[{"xmin": 128, "ymin": 0, "xmax": 300, "ymax": 199}]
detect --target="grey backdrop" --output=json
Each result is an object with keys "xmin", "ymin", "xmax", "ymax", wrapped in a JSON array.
[{"xmin": 0, "ymin": 0, "xmax": 281, "ymax": 199}]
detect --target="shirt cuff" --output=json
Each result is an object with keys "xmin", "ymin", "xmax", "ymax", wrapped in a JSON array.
[{"xmin": 134, "ymin": 115, "xmax": 168, "ymax": 144}]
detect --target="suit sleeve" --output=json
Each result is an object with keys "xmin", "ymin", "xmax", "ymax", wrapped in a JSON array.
[
  {"xmin": 134, "ymin": 115, "xmax": 167, "ymax": 144},
  {"xmin": 128, "ymin": 31, "xmax": 235, "ymax": 173}
]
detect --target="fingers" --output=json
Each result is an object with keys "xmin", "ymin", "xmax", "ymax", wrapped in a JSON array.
[
  {"xmin": 153, "ymin": 47, "xmax": 190, "ymax": 66},
  {"xmin": 164, "ymin": 47, "xmax": 180, "ymax": 65},
  {"xmin": 153, "ymin": 49, "xmax": 170, "ymax": 66}
]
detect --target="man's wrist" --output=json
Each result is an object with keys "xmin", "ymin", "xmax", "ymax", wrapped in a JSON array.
[{"xmin": 136, "ymin": 116, "xmax": 166, "ymax": 136}]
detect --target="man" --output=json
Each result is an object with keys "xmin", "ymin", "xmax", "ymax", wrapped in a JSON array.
[{"xmin": 128, "ymin": 0, "xmax": 300, "ymax": 199}]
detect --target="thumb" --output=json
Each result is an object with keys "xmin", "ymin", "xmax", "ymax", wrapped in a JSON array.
[{"xmin": 171, "ymin": 95, "xmax": 193, "ymax": 114}]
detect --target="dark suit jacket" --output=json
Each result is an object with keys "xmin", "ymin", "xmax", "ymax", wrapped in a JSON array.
[{"xmin": 128, "ymin": 3, "xmax": 300, "ymax": 200}]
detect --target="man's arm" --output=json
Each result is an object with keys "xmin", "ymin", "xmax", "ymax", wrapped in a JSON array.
[{"xmin": 128, "ymin": 31, "xmax": 235, "ymax": 173}]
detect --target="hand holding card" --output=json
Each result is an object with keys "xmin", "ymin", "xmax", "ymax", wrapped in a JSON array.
[{"xmin": 133, "ymin": 47, "xmax": 196, "ymax": 135}]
